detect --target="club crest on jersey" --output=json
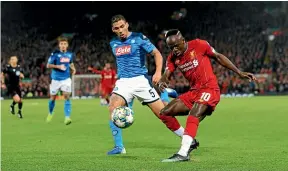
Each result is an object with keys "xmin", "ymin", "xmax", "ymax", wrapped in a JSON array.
[
  {"xmin": 60, "ymin": 57, "xmax": 70, "ymax": 63},
  {"xmin": 190, "ymin": 50, "xmax": 196, "ymax": 59},
  {"xmin": 115, "ymin": 45, "xmax": 131, "ymax": 56}
]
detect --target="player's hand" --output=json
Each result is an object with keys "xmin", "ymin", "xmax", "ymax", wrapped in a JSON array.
[
  {"xmin": 152, "ymin": 71, "xmax": 161, "ymax": 84},
  {"xmin": 58, "ymin": 64, "xmax": 67, "ymax": 71},
  {"xmin": 157, "ymin": 81, "xmax": 168, "ymax": 93},
  {"xmin": 71, "ymin": 69, "xmax": 76, "ymax": 75},
  {"xmin": 87, "ymin": 67, "xmax": 93, "ymax": 71},
  {"xmin": 239, "ymin": 72, "xmax": 257, "ymax": 82}
]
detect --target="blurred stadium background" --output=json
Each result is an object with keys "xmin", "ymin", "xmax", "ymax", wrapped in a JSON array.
[{"xmin": 1, "ymin": 1, "xmax": 287, "ymax": 99}]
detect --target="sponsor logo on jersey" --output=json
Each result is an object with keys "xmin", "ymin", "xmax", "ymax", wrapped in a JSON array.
[
  {"xmin": 60, "ymin": 57, "xmax": 70, "ymax": 63},
  {"xmin": 115, "ymin": 45, "xmax": 131, "ymax": 56}
]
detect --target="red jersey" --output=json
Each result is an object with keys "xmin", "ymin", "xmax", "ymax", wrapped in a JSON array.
[
  {"xmin": 92, "ymin": 68, "xmax": 116, "ymax": 86},
  {"xmin": 166, "ymin": 39, "xmax": 219, "ymax": 90}
]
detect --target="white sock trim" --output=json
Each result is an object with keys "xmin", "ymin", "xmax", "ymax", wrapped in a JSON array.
[
  {"xmin": 177, "ymin": 135, "xmax": 193, "ymax": 156},
  {"xmin": 173, "ymin": 126, "xmax": 184, "ymax": 137}
]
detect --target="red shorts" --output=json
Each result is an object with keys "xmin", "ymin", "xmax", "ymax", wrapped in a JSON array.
[
  {"xmin": 179, "ymin": 88, "xmax": 220, "ymax": 111},
  {"xmin": 101, "ymin": 85, "xmax": 113, "ymax": 96}
]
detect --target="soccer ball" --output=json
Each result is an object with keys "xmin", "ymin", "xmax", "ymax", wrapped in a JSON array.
[{"xmin": 112, "ymin": 106, "xmax": 134, "ymax": 129}]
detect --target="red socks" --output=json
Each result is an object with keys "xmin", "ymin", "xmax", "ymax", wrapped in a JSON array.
[
  {"xmin": 184, "ymin": 115, "xmax": 199, "ymax": 138},
  {"xmin": 159, "ymin": 115, "xmax": 181, "ymax": 131}
]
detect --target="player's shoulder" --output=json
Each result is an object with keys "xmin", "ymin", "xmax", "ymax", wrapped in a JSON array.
[
  {"xmin": 189, "ymin": 39, "xmax": 209, "ymax": 46},
  {"xmin": 5, "ymin": 64, "xmax": 11, "ymax": 68},
  {"xmin": 51, "ymin": 49, "xmax": 61, "ymax": 56},
  {"xmin": 131, "ymin": 32, "xmax": 148, "ymax": 40}
]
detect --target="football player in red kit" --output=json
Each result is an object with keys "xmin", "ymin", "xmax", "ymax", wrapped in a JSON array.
[
  {"xmin": 88, "ymin": 63, "xmax": 116, "ymax": 105},
  {"xmin": 158, "ymin": 29, "xmax": 257, "ymax": 162}
]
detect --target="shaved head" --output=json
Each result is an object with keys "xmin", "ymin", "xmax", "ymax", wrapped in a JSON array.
[{"xmin": 165, "ymin": 29, "xmax": 186, "ymax": 56}]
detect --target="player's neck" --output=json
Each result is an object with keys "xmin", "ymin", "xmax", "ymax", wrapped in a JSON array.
[
  {"xmin": 10, "ymin": 63, "xmax": 17, "ymax": 67},
  {"xmin": 184, "ymin": 43, "xmax": 188, "ymax": 53},
  {"xmin": 60, "ymin": 50, "xmax": 67, "ymax": 53}
]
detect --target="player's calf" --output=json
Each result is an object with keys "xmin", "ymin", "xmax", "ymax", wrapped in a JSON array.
[
  {"xmin": 63, "ymin": 93, "xmax": 72, "ymax": 125},
  {"xmin": 47, "ymin": 95, "xmax": 56, "ymax": 122},
  {"xmin": 107, "ymin": 94, "xmax": 127, "ymax": 154}
]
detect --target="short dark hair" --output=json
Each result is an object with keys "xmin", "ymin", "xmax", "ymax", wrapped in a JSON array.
[
  {"xmin": 165, "ymin": 29, "xmax": 181, "ymax": 38},
  {"xmin": 111, "ymin": 14, "xmax": 126, "ymax": 25},
  {"xmin": 58, "ymin": 37, "xmax": 69, "ymax": 43}
]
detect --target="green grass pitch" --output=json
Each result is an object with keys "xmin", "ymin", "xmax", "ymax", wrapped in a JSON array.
[{"xmin": 1, "ymin": 97, "xmax": 288, "ymax": 171}]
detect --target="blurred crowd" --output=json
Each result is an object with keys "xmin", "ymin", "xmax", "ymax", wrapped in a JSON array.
[{"xmin": 1, "ymin": 2, "xmax": 287, "ymax": 98}]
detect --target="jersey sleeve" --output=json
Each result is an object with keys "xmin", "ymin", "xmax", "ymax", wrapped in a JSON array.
[
  {"xmin": 2, "ymin": 65, "xmax": 8, "ymax": 73},
  {"xmin": 166, "ymin": 54, "xmax": 176, "ymax": 73},
  {"xmin": 199, "ymin": 40, "xmax": 216, "ymax": 57},
  {"xmin": 48, "ymin": 53, "xmax": 56, "ymax": 64},
  {"xmin": 139, "ymin": 34, "xmax": 156, "ymax": 53}
]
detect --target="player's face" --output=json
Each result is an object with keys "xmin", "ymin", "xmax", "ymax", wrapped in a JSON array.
[
  {"xmin": 166, "ymin": 36, "xmax": 186, "ymax": 56},
  {"xmin": 59, "ymin": 41, "xmax": 68, "ymax": 52},
  {"xmin": 112, "ymin": 20, "xmax": 129, "ymax": 39},
  {"xmin": 10, "ymin": 56, "xmax": 18, "ymax": 65},
  {"xmin": 105, "ymin": 63, "xmax": 111, "ymax": 69}
]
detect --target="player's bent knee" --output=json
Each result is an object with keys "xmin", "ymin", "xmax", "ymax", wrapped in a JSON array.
[{"xmin": 13, "ymin": 95, "xmax": 21, "ymax": 103}]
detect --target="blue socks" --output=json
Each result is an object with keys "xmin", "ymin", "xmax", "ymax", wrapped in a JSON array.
[
  {"xmin": 109, "ymin": 120, "xmax": 123, "ymax": 148},
  {"xmin": 64, "ymin": 99, "xmax": 71, "ymax": 118},
  {"xmin": 48, "ymin": 100, "xmax": 55, "ymax": 114},
  {"xmin": 160, "ymin": 90, "xmax": 170, "ymax": 103},
  {"xmin": 109, "ymin": 101, "xmax": 134, "ymax": 148}
]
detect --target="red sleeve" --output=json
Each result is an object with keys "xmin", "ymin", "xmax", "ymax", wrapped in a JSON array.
[
  {"xmin": 92, "ymin": 69, "xmax": 102, "ymax": 74},
  {"xmin": 198, "ymin": 39, "xmax": 216, "ymax": 57},
  {"xmin": 166, "ymin": 53, "xmax": 176, "ymax": 73}
]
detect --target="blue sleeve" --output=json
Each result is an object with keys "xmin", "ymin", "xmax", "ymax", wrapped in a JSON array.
[
  {"xmin": 48, "ymin": 53, "xmax": 56, "ymax": 64},
  {"xmin": 140, "ymin": 34, "xmax": 156, "ymax": 53}
]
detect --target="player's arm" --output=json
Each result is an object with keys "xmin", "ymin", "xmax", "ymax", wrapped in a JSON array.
[
  {"xmin": 1, "ymin": 66, "xmax": 7, "ymax": 84},
  {"xmin": 140, "ymin": 34, "xmax": 163, "ymax": 84},
  {"xmin": 204, "ymin": 41, "xmax": 257, "ymax": 82},
  {"xmin": 70, "ymin": 63, "xmax": 76, "ymax": 75},
  {"xmin": 150, "ymin": 48, "xmax": 163, "ymax": 78},
  {"xmin": 157, "ymin": 54, "xmax": 175, "ymax": 92},
  {"xmin": 88, "ymin": 67, "xmax": 102, "ymax": 74},
  {"xmin": 69, "ymin": 53, "xmax": 76, "ymax": 75},
  {"xmin": 46, "ymin": 53, "xmax": 65, "ymax": 70},
  {"xmin": 1, "ymin": 72, "xmax": 5, "ymax": 84},
  {"xmin": 20, "ymin": 68, "xmax": 24, "ymax": 79}
]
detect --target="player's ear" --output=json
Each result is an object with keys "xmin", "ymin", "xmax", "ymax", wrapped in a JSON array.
[{"xmin": 126, "ymin": 22, "xmax": 129, "ymax": 29}]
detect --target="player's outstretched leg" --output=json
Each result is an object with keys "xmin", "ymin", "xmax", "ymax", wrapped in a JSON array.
[
  {"xmin": 159, "ymin": 98, "xmax": 199, "ymax": 154},
  {"xmin": 162, "ymin": 103, "xmax": 209, "ymax": 162},
  {"xmin": 107, "ymin": 94, "xmax": 130, "ymax": 155},
  {"xmin": 47, "ymin": 95, "xmax": 56, "ymax": 122},
  {"xmin": 63, "ymin": 92, "xmax": 72, "ymax": 125}
]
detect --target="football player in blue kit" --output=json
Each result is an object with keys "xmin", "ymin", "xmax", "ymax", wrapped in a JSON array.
[
  {"xmin": 46, "ymin": 37, "xmax": 76, "ymax": 125},
  {"xmin": 107, "ymin": 15, "xmax": 198, "ymax": 155}
]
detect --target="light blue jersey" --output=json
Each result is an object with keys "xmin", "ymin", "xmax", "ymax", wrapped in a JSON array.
[
  {"xmin": 110, "ymin": 32, "xmax": 156, "ymax": 78},
  {"xmin": 48, "ymin": 50, "xmax": 74, "ymax": 81}
]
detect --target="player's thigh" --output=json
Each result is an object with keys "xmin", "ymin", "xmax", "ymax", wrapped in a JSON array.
[
  {"xmin": 12, "ymin": 88, "xmax": 21, "ymax": 102},
  {"xmin": 109, "ymin": 93, "xmax": 129, "ymax": 119},
  {"xmin": 160, "ymin": 98, "xmax": 190, "ymax": 116},
  {"xmin": 109, "ymin": 79, "xmax": 134, "ymax": 116},
  {"xmin": 146, "ymin": 99, "xmax": 165, "ymax": 118},
  {"xmin": 189, "ymin": 89, "xmax": 221, "ymax": 120},
  {"xmin": 50, "ymin": 80, "xmax": 61, "ymax": 96},
  {"xmin": 133, "ymin": 76, "xmax": 160, "ymax": 105},
  {"xmin": 60, "ymin": 78, "xmax": 72, "ymax": 95}
]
